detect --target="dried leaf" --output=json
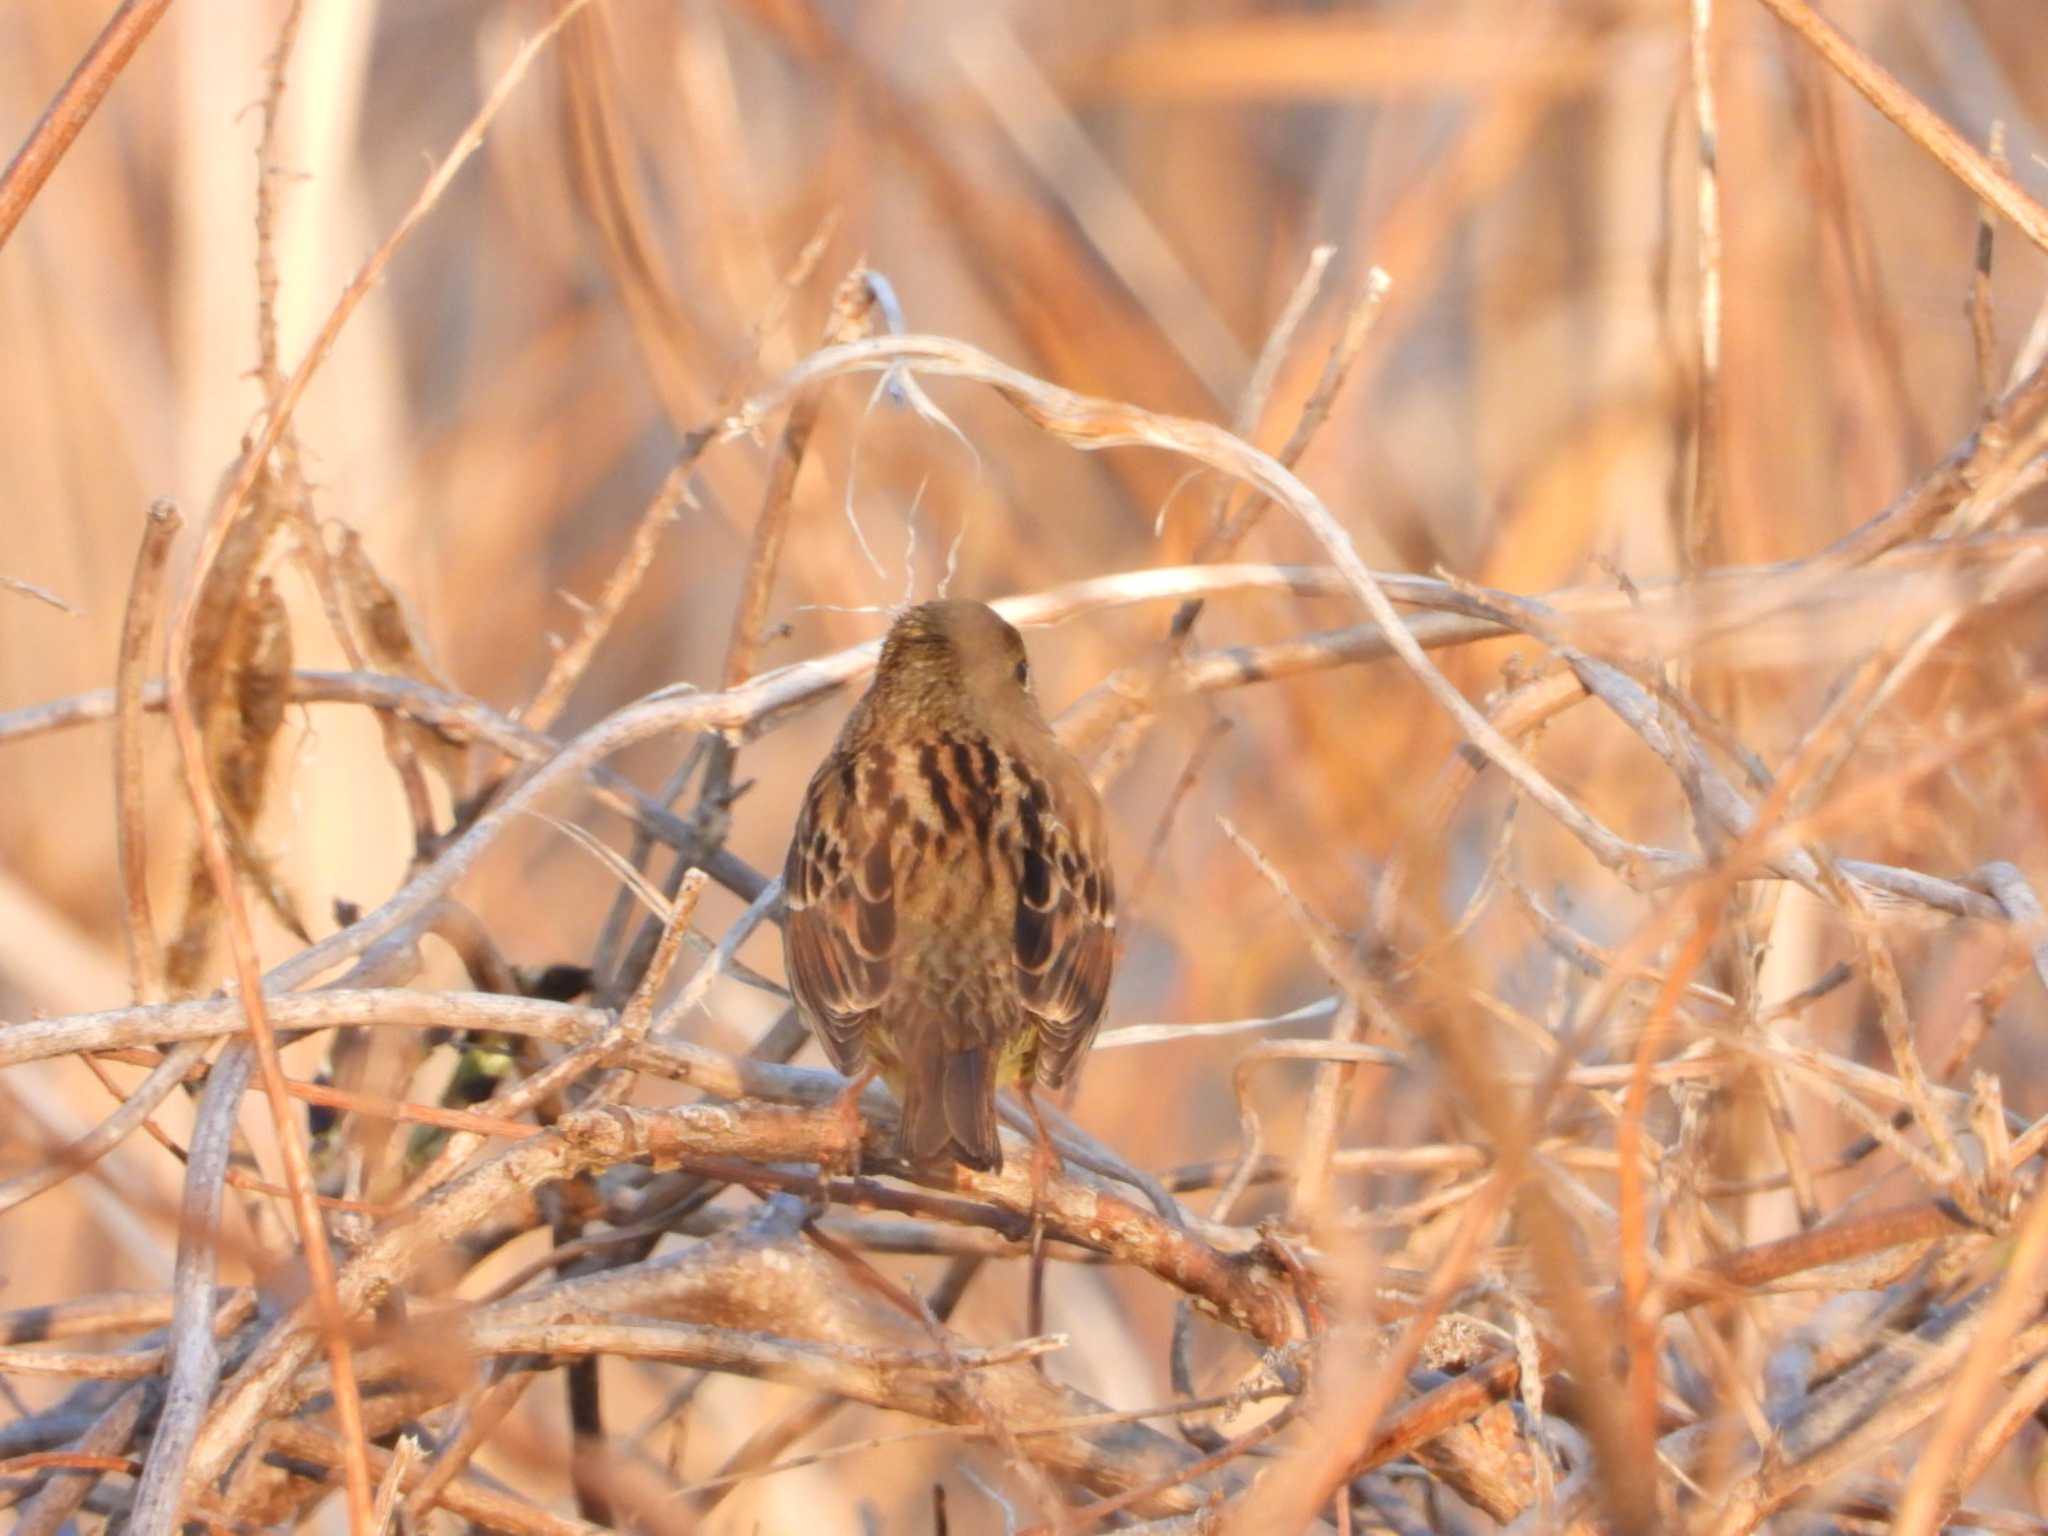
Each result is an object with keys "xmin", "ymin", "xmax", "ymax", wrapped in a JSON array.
[{"xmin": 336, "ymin": 526, "xmax": 468, "ymax": 795}]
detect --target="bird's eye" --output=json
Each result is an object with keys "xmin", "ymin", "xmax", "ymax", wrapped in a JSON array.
[{"xmin": 1014, "ymin": 657, "xmax": 1031, "ymax": 687}]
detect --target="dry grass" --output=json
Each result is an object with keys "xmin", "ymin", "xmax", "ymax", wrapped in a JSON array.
[{"xmin": 4, "ymin": 2, "xmax": 2048, "ymax": 1532}]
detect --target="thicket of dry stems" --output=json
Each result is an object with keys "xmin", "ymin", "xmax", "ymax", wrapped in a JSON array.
[{"xmin": 5, "ymin": 3, "xmax": 2048, "ymax": 1533}]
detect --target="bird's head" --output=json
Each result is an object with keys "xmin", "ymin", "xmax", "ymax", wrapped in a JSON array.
[{"xmin": 871, "ymin": 600, "xmax": 1035, "ymax": 716}]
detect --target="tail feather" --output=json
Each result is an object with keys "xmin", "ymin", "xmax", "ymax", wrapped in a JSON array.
[{"xmin": 903, "ymin": 1045, "xmax": 1001, "ymax": 1172}]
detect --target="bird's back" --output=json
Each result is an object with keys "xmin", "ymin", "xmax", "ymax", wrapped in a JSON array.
[{"xmin": 784, "ymin": 602, "xmax": 1116, "ymax": 1173}]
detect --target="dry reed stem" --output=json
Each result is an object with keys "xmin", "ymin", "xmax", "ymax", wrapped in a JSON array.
[
  {"xmin": 1752, "ymin": 0, "xmax": 2048, "ymax": 255},
  {"xmin": 255, "ymin": 3, "xmax": 438, "ymax": 850},
  {"xmin": 719, "ymin": 267, "xmax": 886, "ymax": 692},
  {"xmin": 145, "ymin": 9, "xmax": 599, "ymax": 1528},
  {"xmin": 555, "ymin": 0, "xmax": 709, "ymax": 437},
  {"xmin": 112, "ymin": 500, "xmax": 180, "ymax": 1005},
  {"xmin": 0, "ymin": 0, "xmax": 172, "ymax": 249},
  {"xmin": 1684, "ymin": 0, "xmax": 1723, "ymax": 578}
]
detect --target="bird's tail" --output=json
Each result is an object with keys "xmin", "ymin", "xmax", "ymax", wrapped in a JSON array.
[{"xmin": 901, "ymin": 1041, "xmax": 1002, "ymax": 1173}]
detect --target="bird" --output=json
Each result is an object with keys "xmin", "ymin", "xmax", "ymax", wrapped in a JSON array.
[{"xmin": 782, "ymin": 599, "xmax": 1116, "ymax": 1176}]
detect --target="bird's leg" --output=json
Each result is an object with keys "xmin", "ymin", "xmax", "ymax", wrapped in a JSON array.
[
  {"xmin": 820, "ymin": 1064, "xmax": 878, "ymax": 1195},
  {"xmin": 1019, "ymin": 1083, "xmax": 1065, "ymax": 1352},
  {"xmin": 1020, "ymin": 1083, "xmax": 1068, "ymax": 1206}
]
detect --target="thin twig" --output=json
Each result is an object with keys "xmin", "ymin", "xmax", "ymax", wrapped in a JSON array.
[
  {"xmin": 518, "ymin": 446, "xmax": 700, "ymax": 734},
  {"xmin": 719, "ymin": 265, "xmax": 884, "ymax": 692},
  {"xmin": 0, "ymin": 1037, "xmax": 210, "ymax": 1215},
  {"xmin": 0, "ymin": 0, "xmax": 173, "ymax": 250},
  {"xmin": 1751, "ymin": 0, "xmax": 2048, "ymax": 257}
]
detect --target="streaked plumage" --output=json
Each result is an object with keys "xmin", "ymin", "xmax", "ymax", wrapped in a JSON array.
[{"xmin": 783, "ymin": 600, "xmax": 1116, "ymax": 1172}]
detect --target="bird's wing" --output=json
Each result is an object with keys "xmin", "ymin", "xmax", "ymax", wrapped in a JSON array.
[
  {"xmin": 1012, "ymin": 761, "xmax": 1116, "ymax": 1088},
  {"xmin": 783, "ymin": 752, "xmax": 896, "ymax": 1075}
]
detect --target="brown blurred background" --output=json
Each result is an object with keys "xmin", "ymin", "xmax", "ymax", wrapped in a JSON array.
[{"xmin": 4, "ymin": 1, "xmax": 2048, "ymax": 1529}]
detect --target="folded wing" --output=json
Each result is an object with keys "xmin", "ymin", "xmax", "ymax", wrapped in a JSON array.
[
  {"xmin": 1010, "ymin": 761, "xmax": 1116, "ymax": 1088},
  {"xmin": 784, "ymin": 757, "xmax": 896, "ymax": 1075}
]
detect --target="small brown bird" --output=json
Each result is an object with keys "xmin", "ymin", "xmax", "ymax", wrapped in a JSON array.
[{"xmin": 783, "ymin": 600, "xmax": 1116, "ymax": 1173}]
